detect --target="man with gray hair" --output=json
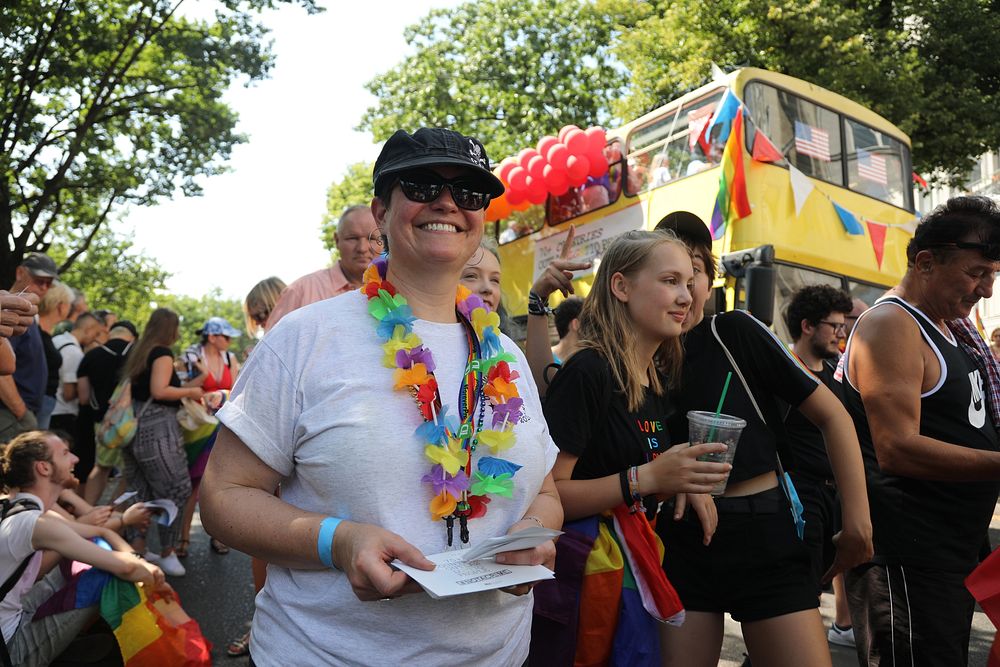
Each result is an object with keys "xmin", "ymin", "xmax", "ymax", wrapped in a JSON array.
[
  {"xmin": 841, "ymin": 195, "xmax": 1000, "ymax": 666},
  {"xmin": 267, "ymin": 205, "xmax": 381, "ymax": 327}
]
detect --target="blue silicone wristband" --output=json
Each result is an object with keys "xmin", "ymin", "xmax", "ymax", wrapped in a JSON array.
[{"xmin": 317, "ymin": 517, "xmax": 342, "ymax": 569}]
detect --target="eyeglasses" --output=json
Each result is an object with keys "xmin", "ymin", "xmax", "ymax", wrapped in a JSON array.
[
  {"xmin": 922, "ymin": 241, "xmax": 1000, "ymax": 261},
  {"xmin": 817, "ymin": 320, "xmax": 847, "ymax": 334},
  {"xmin": 396, "ymin": 170, "xmax": 491, "ymax": 211}
]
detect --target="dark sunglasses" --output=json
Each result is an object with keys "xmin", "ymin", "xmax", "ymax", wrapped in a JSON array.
[
  {"xmin": 922, "ymin": 241, "xmax": 1000, "ymax": 261},
  {"xmin": 396, "ymin": 171, "xmax": 491, "ymax": 211}
]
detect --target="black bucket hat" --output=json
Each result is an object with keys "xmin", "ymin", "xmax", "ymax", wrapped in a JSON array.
[{"xmin": 373, "ymin": 128, "xmax": 505, "ymax": 199}]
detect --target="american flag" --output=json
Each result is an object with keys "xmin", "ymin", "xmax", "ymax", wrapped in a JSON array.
[
  {"xmin": 794, "ymin": 120, "xmax": 831, "ymax": 162},
  {"xmin": 857, "ymin": 149, "xmax": 888, "ymax": 185}
]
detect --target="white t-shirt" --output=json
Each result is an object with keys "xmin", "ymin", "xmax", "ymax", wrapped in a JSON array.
[
  {"xmin": 52, "ymin": 332, "xmax": 83, "ymax": 416},
  {"xmin": 217, "ymin": 290, "xmax": 558, "ymax": 667},
  {"xmin": 0, "ymin": 493, "xmax": 43, "ymax": 643}
]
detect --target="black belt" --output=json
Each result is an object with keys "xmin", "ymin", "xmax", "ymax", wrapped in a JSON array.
[{"xmin": 713, "ymin": 486, "xmax": 784, "ymax": 515}]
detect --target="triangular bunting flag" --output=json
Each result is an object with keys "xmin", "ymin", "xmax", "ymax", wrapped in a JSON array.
[
  {"xmin": 866, "ymin": 220, "xmax": 887, "ymax": 269},
  {"xmin": 789, "ymin": 165, "xmax": 814, "ymax": 217},
  {"xmin": 751, "ymin": 129, "xmax": 784, "ymax": 163},
  {"xmin": 832, "ymin": 201, "xmax": 864, "ymax": 235}
]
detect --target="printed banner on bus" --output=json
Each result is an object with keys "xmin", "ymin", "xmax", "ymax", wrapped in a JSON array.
[{"xmin": 532, "ymin": 204, "xmax": 645, "ymax": 282}]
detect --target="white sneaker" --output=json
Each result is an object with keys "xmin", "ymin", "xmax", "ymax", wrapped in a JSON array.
[
  {"xmin": 828, "ymin": 623, "xmax": 856, "ymax": 647},
  {"xmin": 157, "ymin": 553, "xmax": 186, "ymax": 577},
  {"xmin": 142, "ymin": 551, "xmax": 161, "ymax": 563}
]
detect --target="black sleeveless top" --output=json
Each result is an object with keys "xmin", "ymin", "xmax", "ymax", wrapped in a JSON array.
[{"xmin": 842, "ymin": 296, "xmax": 1000, "ymax": 572}]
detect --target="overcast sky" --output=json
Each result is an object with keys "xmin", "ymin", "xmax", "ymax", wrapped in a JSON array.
[{"xmin": 119, "ymin": 0, "xmax": 461, "ymax": 301}]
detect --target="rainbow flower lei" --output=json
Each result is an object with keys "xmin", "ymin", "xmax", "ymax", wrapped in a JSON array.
[{"xmin": 362, "ymin": 256, "xmax": 524, "ymax": 537}]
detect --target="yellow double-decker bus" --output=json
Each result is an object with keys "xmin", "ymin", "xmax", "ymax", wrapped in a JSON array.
[{"xmin": 497, "ymin": 68, "xmax": 916, "ymax": 340}]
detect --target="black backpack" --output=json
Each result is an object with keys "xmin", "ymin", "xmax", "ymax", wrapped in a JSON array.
[{"xmin": 0, "ymin": 497, "xmax": 41, "ymax": 667}]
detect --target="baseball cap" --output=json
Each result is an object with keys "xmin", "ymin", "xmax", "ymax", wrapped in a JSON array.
[
  {"xmin": 198, "ymin": 317, "xmax": 241, "ymax": 338},
  {"xmin": 20, "ymin": 252, "xmax": 59, "ymax": 278},
  {"xmin": 656, "ymin": 211, "xmax": 713, "ymax": 247},
  {"xmin": 373, "ymin": 128, "xmax": 505, "ymax": 199}
]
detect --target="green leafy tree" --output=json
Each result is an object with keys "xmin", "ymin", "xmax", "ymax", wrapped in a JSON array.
[
  {"xmin": 48, "ymin": 224, "xmax": 169, "ymax": 327},
  {"xmin": 613, "ymin": 0, "xmax": 1000, "ymax": 181},
  {"xmin": 156, "ymin": 289, "xmax": 250, "ymax": 360},
  {"xmin": 358, "ymin": 0, "xmax": 643, "ymax": 161},
  {"xmin": 0, "ymin": 0, "xmax": 321, "ymax": 286},
  {"xmin": 320, "ymin": 161, "xmax": 374, "ymax": 252}
]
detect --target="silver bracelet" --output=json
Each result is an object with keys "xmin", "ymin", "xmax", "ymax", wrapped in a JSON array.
[{"xmin": 521, "ymin": 515, "xmax": 545, "ymax": 529}]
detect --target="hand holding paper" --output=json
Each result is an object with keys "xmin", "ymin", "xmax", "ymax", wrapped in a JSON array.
[{"xmin": 332, "ymin": 520, "xmax": 434, "ymax": 602}]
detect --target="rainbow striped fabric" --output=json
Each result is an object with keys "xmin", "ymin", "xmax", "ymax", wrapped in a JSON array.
[{"xmin": 709, "ymin": 106, "xmax": 752, "ymax": 239}]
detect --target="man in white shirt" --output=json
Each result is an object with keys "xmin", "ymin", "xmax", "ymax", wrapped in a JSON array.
[
  {"xmin": 0, "ymin": 431, "xmax": 164, "ymax": 667},
  {"xmin": 49, "ymin": 313, "xmax": 102, "ymax": 492}
]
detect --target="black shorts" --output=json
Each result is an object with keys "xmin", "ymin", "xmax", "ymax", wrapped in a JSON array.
[
  {"xmin": 658, "ymin": 487, "xmax": 817, "ymax": 623},
  {"xmin": 845, "ymin": 562, "xmax": 976, "ymax": 667},
  {"xmin": 791, "ymin": 473, "xmax": 840, "ymax": 592}
]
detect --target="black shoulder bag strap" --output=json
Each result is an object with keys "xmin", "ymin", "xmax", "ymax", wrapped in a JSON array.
[
  {"xmin": 709, "ymin": 315, "xmax": 806, "ymax": 539},
  {"xmin": 0, "ymin": 498, "xmax": 41, "ymax": 667}
]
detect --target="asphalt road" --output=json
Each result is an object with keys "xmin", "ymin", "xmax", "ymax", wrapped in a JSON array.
[{"xmin": 170, "ymin": 511, "xmax": 999, "ymax": 667}]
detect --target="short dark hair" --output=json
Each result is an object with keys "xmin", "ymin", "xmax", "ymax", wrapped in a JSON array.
[
  {"xmin": 73, "ymin": 312, "xmax": 100, "ymax": 330},
  {"xmin": 553, "ymin": 297, "xmax": 583, "ymax": 339},
  {"xmin": 1, "ymin": 431, "xmax": 52, "ymax": 491},
  {"xmin": 785, "ymin": 284, "xmax": 853, "ymax": 341},
  {"xmin": 906, "ymin": 195, "xmax": 1000, "ymax": 266}
]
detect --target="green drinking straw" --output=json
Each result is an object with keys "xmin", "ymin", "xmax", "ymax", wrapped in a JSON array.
[{"xmin": 707, "ymin": 371, "xmax": 734, "ymax": 442}]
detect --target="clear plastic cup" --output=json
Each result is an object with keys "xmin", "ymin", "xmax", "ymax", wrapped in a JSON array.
[{"xmin": 687, "ymin": 410, "xmax": 746, "ymax": 496}]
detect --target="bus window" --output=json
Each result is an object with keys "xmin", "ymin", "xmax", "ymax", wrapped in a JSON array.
[
  {"xmin": 744, "ymin": 82, "xmax": 843, "ymax": 186},
  {"xmin": 547, "ymin": 140, "xmax": 624, "ymax": 225},
  {"xmin": 845, "ymin": 119, "xmax": 911, "ymax": 210},
  {"xmin": 771, "ymin": 263, "xmax": 842, "ymax": 342},
  {"xmin": 846, "ymin": 280, "xmax": 886, "ymax": 309},
  {"xmin": 626, "ymin": 90, "xmax": 724, "ymax": 195},
  {"xmin": 498, "ymin": 207, "xmax": 544, "ymax": 244}
]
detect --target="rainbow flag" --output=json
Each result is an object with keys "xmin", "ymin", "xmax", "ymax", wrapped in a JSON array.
[
  {"xmin": 709, "ymin": 105, "xmax": 752, "ymax": 239},
  {"xmin": 33, "ymin": 550, "xmax": 210, "ymax": 666},
  {"xmin": 101, "ymin": 578, "xmax": 211, "ymax": 666}
]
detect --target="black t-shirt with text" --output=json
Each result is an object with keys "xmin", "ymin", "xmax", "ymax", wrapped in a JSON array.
[
  {"xmin": 77, "ymin": 339, "xmax": 132, "ymax": 421},
  {"xmin": 543, "ymin": 348, "xmax": 673, "ymax": 487},
  {"xmin": 672, "ymin": 312, "xmax": 819, "ymax": 484}
]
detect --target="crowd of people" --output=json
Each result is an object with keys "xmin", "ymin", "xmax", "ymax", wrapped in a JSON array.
[{"xmin": 1, "ymin": 125, "xmax": 998, "ymax": 667}]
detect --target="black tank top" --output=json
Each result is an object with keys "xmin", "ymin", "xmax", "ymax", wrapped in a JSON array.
[{"xmin": 842, "ymin": 296, "xmax": 1000, "ymax": 572}]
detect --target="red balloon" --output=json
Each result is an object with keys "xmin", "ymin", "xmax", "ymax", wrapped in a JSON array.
[
  {"xmin": 525, "ymin": 176, "xmax": 548, "ymax": 205},
  {"xmin": 587, "ymin": 148, "xmax": 608, "ymax": 178},
  {"xmin": 518, "ymin": 149, "xmax": 539, "ymax": 169},
  {"xmin": 566, "ymin": 155, "xmax": 590, "ymax": 185},
  {"xmin": 565, "ymin": 129, "xmax": 589, "ymax": 157},
  {"xmin": 547, "ymin": 143, "xmax": 569, "ymax": 170},
  {"xmin": 528, "ymin": 154, "xmax": 547, "ymax": 180},
  {"xmin": 543, "ymin": 164, "xmax": 569, "ymax": 193},
  {"xmin": 585, "ymin": 127, "xmax": 606, "ymax": 154},
  {"xmin": 498, "ymin": 158, "xmax": 517, "ymax": 184},
  {"xmin": 506, "ymin": 188, "xmax": 526, "ymax": 206},
  {"xmin": 507, "ymin": 166, "xmax": 528, "ymax": 191},
  {"xmin": 559, "ymin": 124, "xmax": 581, "ymax": 142},
  {"xmin": 537, "ymin": 135, "xmax": 559, "ymax": 158}
]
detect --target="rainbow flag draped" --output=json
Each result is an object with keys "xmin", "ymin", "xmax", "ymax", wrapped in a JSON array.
[
  {"xmin": 33, "ymin": 552, "xmax": 210, "ymax": 666},
  {"xmin": 530, "ymin": 506, "xmax": 684, "ymax": 666},
  {"xmin": 709, "ymin": 105, "xmax": 752, "ymax": 240},
  {"xmin": 101, "ymin": 578, "xmax": 211, "ymax": 666}
]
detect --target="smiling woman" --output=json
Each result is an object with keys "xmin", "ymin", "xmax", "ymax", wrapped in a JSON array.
[{"xmin": 200, "ymin": 128, "xmax": 564, "ymax": 666}]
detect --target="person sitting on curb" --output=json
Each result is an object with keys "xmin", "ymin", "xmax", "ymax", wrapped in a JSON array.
[{"xmin": 0, "ymin": 430, "xmax": 165, "ymax": 667}]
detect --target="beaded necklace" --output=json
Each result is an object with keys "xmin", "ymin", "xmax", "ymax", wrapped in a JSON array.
[{"xmin": 362, "ymin": 256, "xmax": 525, "ymax": 546}]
